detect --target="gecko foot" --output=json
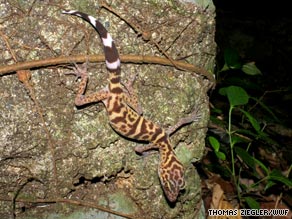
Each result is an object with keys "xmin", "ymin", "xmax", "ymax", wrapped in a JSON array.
[
  {"xmin": 65, "ymin": 62, "xmax": 88, "ymax": 81},
  {"xmin": 166, "ymin": 106, "xmax": 202, "ymax": 136},
  {"xmin": 134, "ymin": 143, "xmax": 158, "ymax": 155}
]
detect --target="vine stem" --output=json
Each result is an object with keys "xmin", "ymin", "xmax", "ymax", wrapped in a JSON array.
[
  {"xmin": 228, "ymin": 105, "xmax": 235, "ymax": 178},
  {"xmin": 228, "ymin": 105, "xmax": 242, "ymax": 204}
]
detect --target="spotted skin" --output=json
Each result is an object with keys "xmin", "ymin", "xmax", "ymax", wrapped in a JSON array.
[{"xmin": 62, "ymin": 10, "xmax": 188, "ymax": 202}]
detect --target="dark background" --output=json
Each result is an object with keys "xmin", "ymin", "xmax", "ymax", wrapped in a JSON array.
[
  {"xmin": 205, "ymin": 2, "xmax": 292, "ymax": 211},
  {"xmin": 213, "ymin": 0, "xmax": 292, "ymax": 126}
]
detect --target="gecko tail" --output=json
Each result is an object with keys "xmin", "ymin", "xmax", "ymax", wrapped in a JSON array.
[{"xmin": 62, "ymin": 10, "xmax": 121, "ymax": 74}]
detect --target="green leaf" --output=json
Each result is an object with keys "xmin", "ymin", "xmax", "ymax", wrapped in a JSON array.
[
  {"xmin": 244, "ymin": 196, "xmax": 260, "ymax": 209},
  {"xmin": 250, "ymin": 97, "xmax": 279, "ymax": 122},
  {"xmin": 219, "ymin": 86, "xmax": 249, "ymax": 106},
  {"xmin": 253, "ymin": 157, "xmax": 269, "ymax": 175},
  {"xmin": 215, "ymin": 151, "xmax": 226, "ymax": 160},
  {"xmin": 231, "ymin": 134, "xmax": 250, "ymax": 144},
  {"xmin": 236, "ymin": 129, "xmax": 258, "ymax": 138},
  {"xmin": 224, "ymin": 48, "xmax": 242, "ymax": 69},
  {"xmin": 236, "ymin": 150, "xmax": 270, "ymax": 177},
  {"xmin": 236, "ymin": 129, "xmax": 278, "ymax": 147},
  {"xmin": 220, "ymin": 63, "xmax": 230, "ymax": 72},
  {"xmin": 208, "ymin": 136, "xmax": 220, "ymax": 152},
  {"xmin": 268, "ymin": 169, "xmax": 292, "ymax": 188},
  {"xmin": 242, "ymin": 62, "xmax": 262, "ymax": 76},
  {"xmin": 235, "ymin": 146, "xmax": 255, "ymax": 170},
  {"xmin": 264, "ymin": 181, "xmax": 276, "ymax": 191},
  {"xmin": 233, "ymin": 148, "xmax": 269, "ymax": 180},
  {"xmin": 239, "ymin": 109, "xmax": 261, "ymax": 133},
  {"xmin": 209, "ymin": 137, "xmax": 226, "ymax": 160}
]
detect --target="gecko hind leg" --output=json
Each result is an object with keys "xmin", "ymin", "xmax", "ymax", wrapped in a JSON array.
[{"xmin": 134, "ymin": 107, "xmax": 201, "ymax": 155}]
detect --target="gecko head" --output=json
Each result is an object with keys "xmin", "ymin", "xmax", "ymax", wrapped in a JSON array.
[{"xmin": 158, "ymin": 157, "xmax": 185, "ymax": 202}]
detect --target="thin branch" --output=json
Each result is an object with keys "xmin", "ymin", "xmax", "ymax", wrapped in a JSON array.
[
  {"xmin": 0, "ymin": 54, "xmax": 215, "ymax": 82},
  {"xmin": 0, "ymin": 196, "xmax": 140, "ymax": 219},
  {"xmin": 0, "ymin": 30, "xmax": 18, "ymax": 62}
]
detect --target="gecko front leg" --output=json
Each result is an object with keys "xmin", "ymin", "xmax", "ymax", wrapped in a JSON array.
[{"xmin": 67, "ymin": 62, "xmax": 109, "ymax": 106}]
